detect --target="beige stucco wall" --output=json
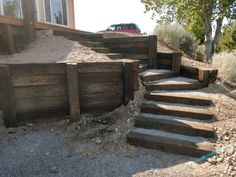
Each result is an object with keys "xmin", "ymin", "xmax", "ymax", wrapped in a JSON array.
[{"xmin": 36, "ymin": 0, "xmax": 75, "ymax": 29}]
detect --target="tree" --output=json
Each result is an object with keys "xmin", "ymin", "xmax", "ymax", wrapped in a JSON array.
[
  {"xmin": 217, "ymin": 20, "xmax": 236, "ymax": 52},
  {"xmin": 141, "ymin": 0, "xmax": 236, "ymax": 61}
]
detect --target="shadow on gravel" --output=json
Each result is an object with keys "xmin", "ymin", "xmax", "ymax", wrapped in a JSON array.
[{"xmin": 0, "ymin": 126, "xmax": 193, "ymax": 177}]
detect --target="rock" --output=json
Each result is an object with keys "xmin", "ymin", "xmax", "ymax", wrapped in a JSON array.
[
  {"xmin": 106, "ymin": 127, "xmax": 114, "ymax": 133},
  {"xmin": 216, "ymin": 157, "xmax": 224, "ymax": 162},
  {"xmin": 95, "ymin": 137, "xmax": 102, "ymax": 144},
  {"xmin": 26, "ymin": 123, "xmax": 34, "ymax": 127},
  {"xmin": 225, "ymin": 147, "xmax": 235, "ymax": 156},
  {"xmin": 49, "ymin": 166, "xmax": 59, "ymax": 173}
]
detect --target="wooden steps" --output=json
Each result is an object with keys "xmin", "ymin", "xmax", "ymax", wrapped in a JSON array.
[
  {"xmin": 0, "ymin": 111, "xmax": 5, "ymax": 133},
  {"xmin": 140, "ymin": 69, "xmax": 177, "ymax": 82},
  {"xmin": 91, "ymin": 47, "xmax": 111, "ymax": 53},
  {"xmin": 145, "ymin": 77, "xmax": 203, "ymax": 91},
  {"xmin": 135, "ymin": 113, "xmax": 214, "ymax": 138},
  {"xmin": 144, "ymin": 91, "xmax": 212, "ymax": 106},
  {"xmin": 79, "ymin": 41, "xmax": 103, "ymax": 48},
  {"xmin": 141, "ymin": 101, "xmax": 214, "ymax": 120},
  {"xmin": 127, "ymin": 128, "xmax": 215, "ymax": 157},
  {"xmin": 139, "ymin": 64, "xmax": 149, "ymax": 73},
  {"xmin": 107, "ymin": 53, "xmax": 126, "ymax": 59}
]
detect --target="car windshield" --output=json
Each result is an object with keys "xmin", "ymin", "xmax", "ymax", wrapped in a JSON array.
[{"xmin": 107, "ymin": 25, "xmax": 116, "ymax": 31}]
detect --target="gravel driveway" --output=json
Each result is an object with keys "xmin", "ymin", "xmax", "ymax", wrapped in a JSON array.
[{"xmin": 0, "ymin": 129, "xmax": 192, "ymax": 177}]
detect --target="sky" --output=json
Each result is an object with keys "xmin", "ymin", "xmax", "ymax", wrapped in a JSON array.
[{"xmin": 74, "ymin": 0, "xmax": 157, "ymax": 34}]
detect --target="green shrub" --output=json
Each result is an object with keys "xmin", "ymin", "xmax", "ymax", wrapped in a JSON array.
[
  {"xmin": 154, "ymin": 24, "xmax": 197, "ymax": 57},
  {"xmin": 212, "ymin": 50, "xmax": 236, "ymax": 83},
  {"xmin": 195, "ymin": 45, "xmax": 206, "ymax": 62},
  {"xmin": 217, "ymin": 21, "xmax": 236, "ymax": 52}
]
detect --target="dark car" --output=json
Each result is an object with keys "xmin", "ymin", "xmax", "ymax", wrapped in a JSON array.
[{"xmin": 101, "ymin": 23, "xmax": 141, "ymax": 34}]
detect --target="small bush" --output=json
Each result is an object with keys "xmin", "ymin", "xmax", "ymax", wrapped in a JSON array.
[
  {"xmin": 154, "ymin": 24, "xmax": 197, "ymax": 57},
  {"xmin": 195, "ymin": 45, "xmax": 206, "ymax": 62},
  {"xmin": 212, "ymin": 50, "xmax": 236, "ymax": 83}
]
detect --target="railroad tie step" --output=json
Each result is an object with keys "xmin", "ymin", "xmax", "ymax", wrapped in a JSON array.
[
  {"xmin": 144, "ymin": 91, "xmax": 212, "ymax": 106},
  {"xmin": 139, "ymin": 64, "xmax": 149, "ymax": 73},
  {"xmin": 141, "ymin": 101, "xmax": 214, "ymax": 120},
  {"xmin": 140, "ymin": 69, "xmax": 177, "ymax": 82},
  {"xmin": 79, "ymin": 41, "xmax": 104, "ymax": 48},
  {"xmin": 145, "ymin": 77, "xmax": 203, "ymax": 91},
  {"xmin": 107, "ymin": 53, "xmax": 126, "ymax": 59},
  {"xmin": 127, "ymin": 128, "xmax": 215, "ymax": 157},
  {"xmin": 135, "ymin": 113, "xmax": 214, "ymax": 138},
  {"xmin": 92, "ymin": 47, "xmax": 111, "ymax": 53}
]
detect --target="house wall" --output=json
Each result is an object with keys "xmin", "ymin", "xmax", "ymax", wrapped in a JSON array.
[{"xmin": 36, "ymin": 0, "xmax": 75, "ymax": 29}]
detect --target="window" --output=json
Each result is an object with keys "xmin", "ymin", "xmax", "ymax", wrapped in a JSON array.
[
  {"xmin": 0, "ymin": 0, "xmax": 22, "ymax": 18},
  {"xmin": 44, "ymin": 0, "xmax": 67, "ymax": 25}
]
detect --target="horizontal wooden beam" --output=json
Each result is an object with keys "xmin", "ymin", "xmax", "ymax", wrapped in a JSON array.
[{"xmin": 0, "ymin": 15, "xmax": 23, "ymax": 26}]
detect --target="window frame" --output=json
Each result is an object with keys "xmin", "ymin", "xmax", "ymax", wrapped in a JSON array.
[
  {"xmin": 0, "ymin": 0, "xmax": 23, "ymax": 18},
  {"xmin": 43, "ymin": 0, "xmax": 68, "ymax": 26}
]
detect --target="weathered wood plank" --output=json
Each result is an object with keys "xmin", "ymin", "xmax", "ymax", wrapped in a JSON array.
[
  {"xmin": 66, "ymin": 64, "xmax": 80, "ymax": 122},
  {"xmin": 81, "ymin": 101, "xmax": 122, "ymax": 114},
  {"xmin": 0, "ymin": 65, "xmax": 17, "ymax": 127},
  {"xmin": 22, "ymin": 0, "xmax": 35, "ymax": 43},
  {"xmin": 78, "ymin": 72, "xmax": 122, "ymax": 83},
  {"xmin": 0, "ymin": 24, "xmax": 15, "ymax": 54},
  {"xmin": 148, "ymin": 35, "xmax": 157, "ymax": 68},
  {"xmin": 172, "ymin": 53, "xmax": 182, "ymax": 74},
  {"xmin": 126, "ymin": 54, "xmax": 148, "ymax": 60},
  {"xmin": 15, "ymin": 96, "xmax": 68, "ymax": 111},
  {"xmin": 14, "ymin": 85, "xmax": 68, "ymax": 99},
  {"xmin": 103, "ymin": 36, "xmax": 149, "ymax": 43},
  {"xmin": 123, "ymin": 62, "xmax": 134, "ymax": 103},
  {"xmin": 79, "ymin": 82, "xmax": 123, "ymax": 95},
  {"xmin": 104, "ymin": 42, "xmax": 148, "ymax": 49},
  {"xmin": 199, "ymin": 69, "xmax": 210, "ymax": 87},
  {"xmin": 77, "ymin": 62, "xmax": 123, "ymax": 73},
  {"xmin": 157, "ymin": 58, "xmax": 172, "ymax": 66},
  {"xmin": 17, "ymin": 107, "xmax": 69, "ymax": 121},
  {"xmin": 9, "ymin": 64, "xmax": 66, "ymax": 75},
  {"xmin": 111, "ymin": 48, "xmax": 148, "ymax": 54},
  {"xmin": 12, "ymin": 74, "xmax": 67, "ymax": 87},
  {"xmin": 80, "ymin": 93, "xmax": 123, "ymax": 106}
]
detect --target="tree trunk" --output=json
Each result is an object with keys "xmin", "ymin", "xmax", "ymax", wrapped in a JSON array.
[
  {"xmin": 202, "ymin": 0, "xmax": 213, "ymax": 62},
  {"xmin": 212, "ymin": 17, "xmax": 223, "ymax": 53}
]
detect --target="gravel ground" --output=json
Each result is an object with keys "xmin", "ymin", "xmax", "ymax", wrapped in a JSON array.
[{"xmin": 0, "ymin": 129, "xmax": 193, "ymax": 177}]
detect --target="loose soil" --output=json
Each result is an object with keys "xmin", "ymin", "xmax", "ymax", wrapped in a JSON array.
[{"xmin": 0, "ymin": 33, "xmax": 235, "ymax": 177}]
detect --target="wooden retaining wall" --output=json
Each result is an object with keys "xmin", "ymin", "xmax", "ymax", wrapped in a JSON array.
[
  {"xmin": 0, "ymin": 61, "xmax": 139, "ymax": 127},
  {"xmin": 180, "ymin": 65, "xmax": 218, "ymax": 86},
  {"xmin": 103, "ymin": 36, "xmax": 157, "ymax": 68}
]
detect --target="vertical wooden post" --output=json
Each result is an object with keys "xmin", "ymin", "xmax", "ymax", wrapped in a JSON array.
[
  {"xmin": 132, "ymin": 60, "xmax": 140, "ymax": 91},
  {"xmin": 123, "ymin": 62, "xmax": 134, "ymax": 104},
  {"xmin": 1, "ymin": 24, "xmax": 15, "ymax": 54},
  {"xmin": 199, "ymin": 68, "xmax": 210, "ymax": 87},
  {"xmin": 22, "ymin": 0, "xmax": 35, "ymax": 43},
  {"xmin": 172, "ymin": 52, "xmax": 182, "ymax": 74},
  {"xmin": 148, "ymin": 35, "xmax": 157, "ymax": 69},
  {"xmin": 66, "ymin": 63, "xmax": 80, "ymax": 122},
  {"xmin": 0, "ymin": 65, "xmax": 17, "ymax": 127}
]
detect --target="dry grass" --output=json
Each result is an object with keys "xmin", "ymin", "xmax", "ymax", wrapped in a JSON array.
[{"xmin": 212, "ymin": 51, "xmax": 236, "ymax": 84}]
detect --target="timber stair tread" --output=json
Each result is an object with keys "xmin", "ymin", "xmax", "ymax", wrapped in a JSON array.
[
  {"xmin": 135, "ymin": 113, "xmax": 214, "ymax": 138},
  {"xmin": 144, "ymin": 91, "xmax": 212, "ymax": 106},
  {"xmin": 139, "ymin": 64, "xmax": 149, "ymax": 73},
  {"xmin": 141, "ymin": 101, "xmax": 214, "ymax": 120},
  {"xmin": 79, "ymin": 41, "xmax": 103, "ymax": 47},
  {"xmin": 145, "ymin": 77, "xmax": 203, "ymax": 91},
  {"xmin": 91, "ymin": 47, "xmax": 111, "ymax": 53},
  {"xmin": 140, "ymin": 69, "xmax": 177, "ymax": 82},
  {"xmin": 107, "ymin": 53, "xmax": 126, "ymax": 59},
  {"xmin": 127, "ymin": 128, "xmax": 215, "ymax": 157}
]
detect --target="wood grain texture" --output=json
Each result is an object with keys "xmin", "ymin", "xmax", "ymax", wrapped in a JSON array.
[
  {"xmin": 0, "ymin": 65, "xmax": 17, "ymax": 127},
  {"xmin": 0, "ymin": 24, "xmax": 15, "ymax": 54},
  {"xmin": 66, "ymin": 64, "xmax": 80, "ymax": 122}
]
